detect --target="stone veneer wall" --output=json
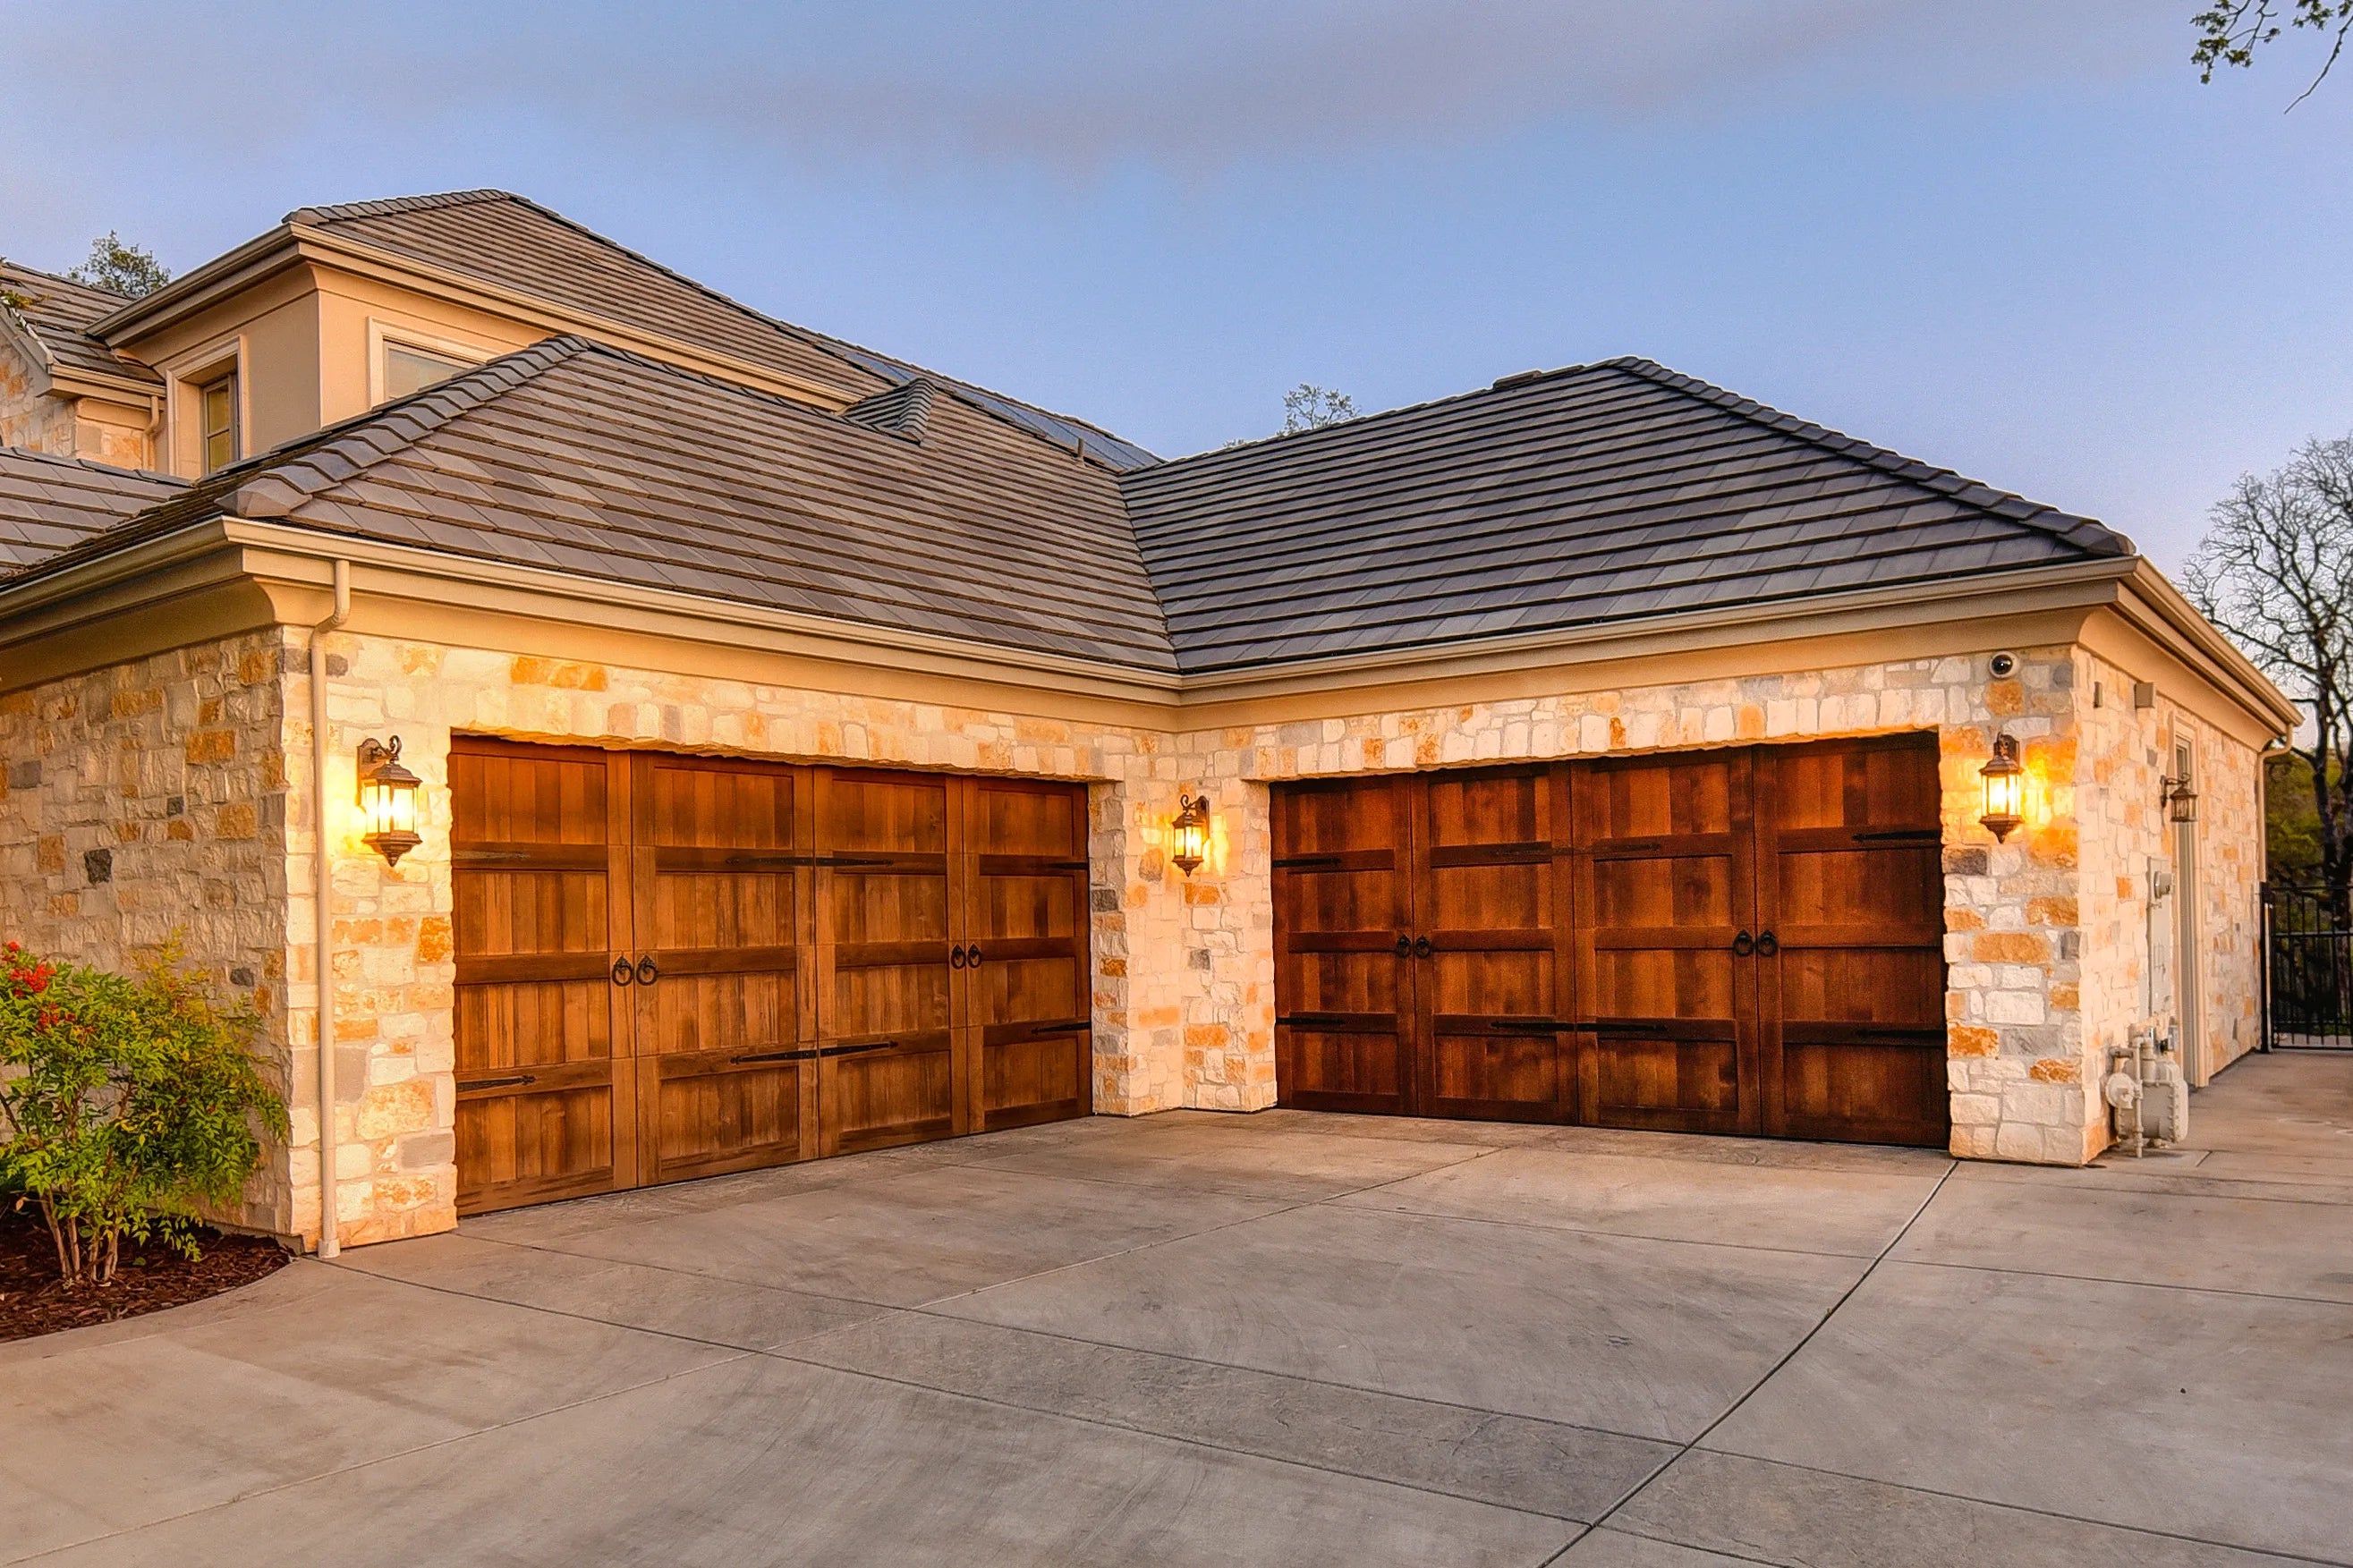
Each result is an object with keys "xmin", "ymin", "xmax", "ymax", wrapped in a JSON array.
[
  {"xmin": 0, "ymin": 339, "xmax": 77, "ymax": 457},
  {"xmin": 0, "ymin": 631, "xmax": 296, "ymax": 1233},
  {"xmin": 2075, "ymin": 649, "xmax": 2264, "ymax": 1094},
  {"xmin": 3, "ymin": 624, "xmax": 2267, "ymax": 1246}
]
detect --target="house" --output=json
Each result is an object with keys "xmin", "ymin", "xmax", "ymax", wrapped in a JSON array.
[{"xmin": 0, "ymin": 191, "xmax": 2295, "ymax": 1250}]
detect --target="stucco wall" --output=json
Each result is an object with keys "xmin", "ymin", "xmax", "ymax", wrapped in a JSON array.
[
  {"xmin": 3, "ymin": 621, "xmax": 2269, "ymax": 1248},
  {"xmin": 0, "ymin": 631, "xmax": 296, "ymax": 1234}
]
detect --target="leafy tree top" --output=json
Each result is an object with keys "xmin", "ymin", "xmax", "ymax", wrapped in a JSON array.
[{"xmin": 68, "ymin": 232, "xmax": 172, "ymax": 300}]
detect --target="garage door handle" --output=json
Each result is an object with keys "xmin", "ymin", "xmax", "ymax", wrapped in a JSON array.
[
  {"xmin": 965, "ymin": 945, "xmax": 984, "ymax": 968},
  {"xmin": 457, "ymin": 1072, "xmax": 536, "ymax": 1092},
  {"xmin": 1732, "ymin": 930, "xmax": 1754, "ymax": 957},
  {"xmin": 1755, "ymin": 931, "xmax": 1778, "ymax": 958},
  {"xmin": 611, "ymin": 956, "xmax": 635, "ymax": 987},
  {"xmin": 1395, "ymin": 934, "xmax": 1412, "ymax": 957},
  {"xmin": 949, "ymin": 945, "xmax": 967, "ymax": 970},
  {"xmin": 1413, "ymin": 936, "xmax": 1432, "ymax": 959},
  {"xmin": 635, "ymin": 954, "xmax": 659, "ymax": 986}
]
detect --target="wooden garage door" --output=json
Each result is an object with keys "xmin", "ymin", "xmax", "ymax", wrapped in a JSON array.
[
  {"xmin": 453, "ymin": 740, "xmax": 1091, "ymax": 1213},
  {"xmin": 1271, "ymin": 733, "xmax": 1948, "ymax": 1147}
]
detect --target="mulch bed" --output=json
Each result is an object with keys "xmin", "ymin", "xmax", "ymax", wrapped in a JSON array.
[{"xmin": 0, "ymin": 1203, "xmax": 289, "ymax": 1343}]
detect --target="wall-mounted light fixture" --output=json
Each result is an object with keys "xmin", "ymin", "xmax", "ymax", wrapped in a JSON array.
[
  {"xmin": 1978, "ymin": 733, "xmax": 2025, "ymax": 843},
  {"xmin": 356, "ymin": 737, "xmax": 421, "ymax": 866},
  {"xmin": 1170, "ymin": 793, "xmax": 1210, "ymax": 877},
  {"xmin": 2161, "ymin": 771, "xmax": 2199, "ymax": 825}
]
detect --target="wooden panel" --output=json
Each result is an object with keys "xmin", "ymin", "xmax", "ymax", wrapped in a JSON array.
[
  {"xmin": 449, "ymin": 739, "xmax": 632, "ymax": 1213},
  {"xmin": 1755, "ymin": 734, "xmax": 1950, "ymax": 1147},
  {"xmin": 1273, "ymin": 776, "xmax": 1416, "ymax": 1114},
  {"xmin": 1572, "ymin": 749, "xmax": 1756, "ymax": 1134},
  {"xmin": 964, "ymin": 777, "xmax": 1093, "ymax": 1132},
  {"xmin": 814, "ymin": 768, "xmax": 956, "ymax": 1154},
  {"xmin": 632, "ymin": 753, "xmax": 812, "ymax": 1185},
  {"xmin": 1414, "ymin": 766, "xmax": 1570, "ymax": 1123}
]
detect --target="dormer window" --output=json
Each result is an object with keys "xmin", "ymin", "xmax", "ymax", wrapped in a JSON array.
[
  {"xmin": 200, "ymin": 371, "xmax": 240, "ymax": 473},
  {"xmin": 382, "ymin": 341, "xmax": 474, "ymax": 400}
]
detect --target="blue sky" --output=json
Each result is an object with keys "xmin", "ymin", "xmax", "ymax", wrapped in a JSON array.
[{"xmin": 4, "ymin": 1, "xmax": 2348, "ymax": 566}]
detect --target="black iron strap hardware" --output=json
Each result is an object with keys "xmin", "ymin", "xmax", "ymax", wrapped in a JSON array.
[
  {"xmin": 820, "ymin": 854, "xmax": 898, "ymax": 869},
  {"xmin": 820, "ymin": 1040, "xmax": 896, "ymax": 1058},
  {"xmin": 1015, "ymin": 1018, "xmax": 1091, "ymax": 1040},
  {"xmin": 611, "ymin": 956, "xmax": 634, "ymax": 987},
  {"xmin": 452, "ymin": 849, "xmax": 531, "ymax": 864},
  {"xmin": 1274, "ymin": 853, "xmax": 1346, "ymax": 869},
  {"xmin": 1485, "ymin": 1019, "xmax": 1568, "ymax": 1034},
  {"xmin": 457, "ymin": 1072, "xmax": 536, "ymax": 1092},
  {"xmin": 1853, "ymin": 828, "xmax": 1941, "ymax": 843},
  {"xmin": 635, "ymin": 954, "xmax": 659, "ymax": 986},
  {"xmin": 1278, "ymin": 1012, "xmax": 1351, "ymax": 1028},
  {"xmin": 1732, "ymin": 930, "xmax": 1755, "ymax": 957},
  {"xmin": 1755, "ymin": 930, "xmax": 1779, "ymax": 958},
  {"xmin": 732, "ymin": 1047, "xmax": 818, "ymax": 1064}
]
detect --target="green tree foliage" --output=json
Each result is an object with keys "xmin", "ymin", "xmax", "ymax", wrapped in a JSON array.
[
  {"xmin": 0, "ymin": 942, "xmax": 286, "ymax": 1288},
  {"xmin": 67, "ymin": 232, "xmax": 172, "ymax": 300},
  {"xmin": 2185, "ymin": 434, "xmax": 2353, "ymax": 917},
  {"xmin": 1281, "ymin": 384, "xmax": 1358, "ymax": 435},
  {"xmin": 2194, "ymin": 1, "xmax": 2353, "ymax": 103}
]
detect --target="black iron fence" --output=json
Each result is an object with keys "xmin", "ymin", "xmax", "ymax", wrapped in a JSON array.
[{"xmin": 2264, "ymin": 881, "xmax": 2353, "ymax": 1049}]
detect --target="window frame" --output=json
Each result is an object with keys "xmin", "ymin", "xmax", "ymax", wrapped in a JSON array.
[
  {"xmin": 197, "ymin": 367, "xmax": 240, "ymax": 475},
  {"xmin": 368, "ymin": 321, "xmax": 491, "ymax": 407}
]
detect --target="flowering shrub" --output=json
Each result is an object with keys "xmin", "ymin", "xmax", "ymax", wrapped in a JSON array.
[{"xmin": 0, "ymin": 941, "xmax": 287, "ymax": 1287}]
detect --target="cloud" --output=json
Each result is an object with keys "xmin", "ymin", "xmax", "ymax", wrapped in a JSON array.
[{"xmin": 4, "ymin": 0, "xmax": 2177, "ymax": 182}]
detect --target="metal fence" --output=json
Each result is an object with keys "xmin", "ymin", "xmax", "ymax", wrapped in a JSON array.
[{"xmin": 2264, "ymin": 881, "xmax": 2353, "ymax": 1050}]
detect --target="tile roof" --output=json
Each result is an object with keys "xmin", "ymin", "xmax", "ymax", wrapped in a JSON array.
[
  {"xmin": 285, "ymin": 191, "xmax": 1160, "ymax": 472},
  {"xmin": 38, "ymin": 336, "xmax": 1174, "ymax": 671},
  {"xmin": 0, "ymin": 262, "xmax": 163, "ymax": 387},
  {"xmin": 1120, "ymin": 357, "xmax": 2134, "ymax": 674},
  {"xmin": 0, "ymin": 335, "xmax": 2136, "ymax": 680},
  {"xmin": 0, "ymin": 445, "xmax": 183, "ymax": 571}
]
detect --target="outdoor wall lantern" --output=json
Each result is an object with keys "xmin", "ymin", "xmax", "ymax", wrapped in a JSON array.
[
  {"xmin": 2162, "ymin": 771, "xmax": 2199, "ymax": 825},
  {"xmin": 1978, "ymin": 733, "xmax": 2025, "ymax": 843},
  {"xmin": 1170, "ymin": 793, "xmax": 1210, "ymax": 877},
  {"xmin": 357, "ymin": 737, "xmax": 422, "ymax": 866}
]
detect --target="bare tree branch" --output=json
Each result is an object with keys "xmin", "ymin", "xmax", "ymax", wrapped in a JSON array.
[{"xmin": 2188, "ymin": 433, "xmax": 2353, "ymax": 915}]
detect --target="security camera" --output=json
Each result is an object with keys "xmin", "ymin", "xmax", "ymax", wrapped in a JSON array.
[{"xmin": 1988, "ymin": 651, "xmax": 2018, "ymax": 679}]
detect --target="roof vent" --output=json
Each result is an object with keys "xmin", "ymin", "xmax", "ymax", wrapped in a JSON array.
[
  {"xmin": 1491, "ymin": 369, "xmax": 1551, "ymax": 390},
  {"xmin": 843, "ymin": 377, "xmax": 939, "ymax": 441}
]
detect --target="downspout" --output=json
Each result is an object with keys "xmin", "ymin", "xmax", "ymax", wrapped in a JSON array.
[{"xmin": 310, "ymin": 560, "xmax": 350, "ymax": 1259}]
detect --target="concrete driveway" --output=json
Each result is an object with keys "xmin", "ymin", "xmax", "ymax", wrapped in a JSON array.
[{"xmin": 4, "ymin": 1053, "xmax": 2349, "ymax": 1567}]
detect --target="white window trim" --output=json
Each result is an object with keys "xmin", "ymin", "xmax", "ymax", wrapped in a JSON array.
[
  {"xmin": 158, "ymin": 329, "xmax": 248, "ymax": 479},
  {"xmin": 367, "ymin": 319, "xmax": 492, "ymax": 407}
]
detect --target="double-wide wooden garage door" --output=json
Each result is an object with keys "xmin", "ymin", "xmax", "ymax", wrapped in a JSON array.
[
  {"xmin": 1273, "ymin": 733, "xmax": 1950, "ymax": 1147},
  {"xmin": 449, "ymin": 739, "xmax": 1092, "ymax": 1214}
]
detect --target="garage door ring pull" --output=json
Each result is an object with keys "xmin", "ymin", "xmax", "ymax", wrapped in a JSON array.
[
  {"xmin": 1413, "ymin": 935, "xmax": 1432, "ymax": 959},
  {"xmin": 611, "ymin": 956, "xmax": 635, "ymax": 987},
  {"xmin": 965, "ymin": 944, "xmax": 984, "ymax": 968},
  {"xmin": 1732, "ymin": 930, "xmax": 1755, "ymax": 957},
  {"xmin": 949, "ymin": 945, "xmax": 966, "ymax": 970},
  {"xmin": 1394, "ymin": 934, "xmax": 1412, "ymax": 956},
  {"xmin": 1754, "ymin": 931, "xmax": 1778, "ymax": 958},
  {"xmin": 635, "ymin": 954, "xmax": 659, "ymax": 986}
]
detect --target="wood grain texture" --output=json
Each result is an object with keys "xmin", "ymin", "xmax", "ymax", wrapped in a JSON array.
[
  {"xmin": 1273, "ymin": 736, "xmax": 1949, "ymax": 1148},
  {"xmin": 452, "ymin": 742, "xmax": 1091, "ymax": 1209}
]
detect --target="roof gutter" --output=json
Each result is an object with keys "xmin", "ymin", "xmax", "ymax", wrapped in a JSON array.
[{"xmin": 4, "ymin": 519, "xmax": 2272, "ymax": 722}]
